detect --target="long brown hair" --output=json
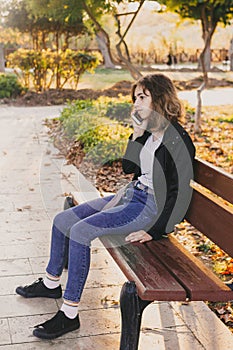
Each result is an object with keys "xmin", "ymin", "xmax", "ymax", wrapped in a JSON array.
[{"xmin": 131, "ymin": 74, "xmax": 184, "ymax": 131}]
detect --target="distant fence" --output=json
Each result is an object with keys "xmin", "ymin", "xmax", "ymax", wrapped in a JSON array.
[
  {"xmin": 4, "ymin": 47, "xmax": 229, "ymax": 67},
  {"xmin": 130, "ymin": 48, "xmax": 229, "ymax": 65}
]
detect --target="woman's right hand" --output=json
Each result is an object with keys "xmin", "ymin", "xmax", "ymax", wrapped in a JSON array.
[{"xmin": 132, "ymin": 117, "xmax": 148, "ymax": 140}]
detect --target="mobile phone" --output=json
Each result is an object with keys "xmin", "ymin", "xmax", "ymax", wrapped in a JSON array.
[{"xmin": 131, "ymin": 111, "xmax": 143, "ymax": 125}]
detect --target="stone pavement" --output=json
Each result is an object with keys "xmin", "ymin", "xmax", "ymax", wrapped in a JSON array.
[{"xmin": 0, "ymin": 105, "xmax": 233, "ymax": 349}]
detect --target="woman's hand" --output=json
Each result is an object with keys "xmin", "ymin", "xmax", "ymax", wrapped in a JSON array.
[
  {"xmin": 131, "ymin": 114, "xmax": 149, "ymax": 141},
  {"xmin": 125, "ymin": 230, "xmax": 153, "ymax": 244}
]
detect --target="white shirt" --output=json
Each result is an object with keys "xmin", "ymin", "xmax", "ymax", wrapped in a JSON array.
[{"xmin": 138, "ymin": 132, "xmax": 164, "ymax": 189}]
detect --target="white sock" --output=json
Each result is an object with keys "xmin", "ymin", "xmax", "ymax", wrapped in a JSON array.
[
  {"xmin": 43, "ymin": 275, "xmax": 60, "ymax": 289},
  {"xmin": 61, "ymin": 303, "xmax": 79, "ymax": 319}
]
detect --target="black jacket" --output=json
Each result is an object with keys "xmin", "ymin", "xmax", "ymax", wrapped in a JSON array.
[{"xmin": 122, "ymin": 122, "xmax": 196, "ymax": 240}]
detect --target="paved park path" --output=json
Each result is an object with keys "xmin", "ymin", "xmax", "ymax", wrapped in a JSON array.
[{"xmin": 0, "ymin": 104, "xmax": 233, "ymax": 349}]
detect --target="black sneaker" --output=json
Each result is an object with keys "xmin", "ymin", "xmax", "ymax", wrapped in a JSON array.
[
  {"xmin": 15, "ymin": 278, "xmax": 62, "ymax": 299},
  {"xmin": 33, "ymin": 310, "xmax": 80, "ymax": 339}
]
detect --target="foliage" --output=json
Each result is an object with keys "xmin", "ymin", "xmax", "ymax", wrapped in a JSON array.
[
  {"xmin": 182, "ymin": 100, "xmax": 195, "ymax": 117},
  {"xmin": 59, "ymin": 99, "xmax": 97, "ymax": 138},
  {"xmin": 159, "ymin": 0, "xmax": 233, "ymax": 68},
  {"xmin": 59, "ymin": 97, "xmax": 132, "ymax": 165},
  {"xmin": 0, "ymin": 73, "xmax": 24, "ymax": 98},
  {"xmin": 159, "ymin": 0, "xmax": 233, "ymax": 132},
  {"xmin": 79, "ymin": 122, "xmax": 131, "ymax": 165},
  {"xmin": 2, "ymin": 0, "xmax": 124, "ymax": 51},
  {"xmin": 185, "ymin": 105, "xmax": 233, "ymax": 174},
  {"xmin": 1, "ymin": 0, "xmax": 87, "ymax": 50},
  {"xmin": 105, "ymin": 98, "xmax": 132, "ymax": 122},
  {"xmin": 217, "ymin": 116, "xmax": 233, "ymax": 124},
  {"xmin": 7, "ymin": 48, "xmax": 100, "ymax": 91},
  {"xmin": 0, "ymin": 25, "xmax": 28, "ymax": 48},
  {"xmin": 162, "ymin": 1, "xmax": 233, "ymax": 25}
]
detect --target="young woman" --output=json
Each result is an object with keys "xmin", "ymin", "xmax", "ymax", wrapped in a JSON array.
[{"xmin": 16, "ymin": 73, "xmax": 195, "ymax": 340}]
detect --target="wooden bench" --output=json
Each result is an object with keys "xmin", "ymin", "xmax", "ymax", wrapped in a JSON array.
[{"xmin": 65, "ymin": 157, "xmax": 233, "ymax": 350}]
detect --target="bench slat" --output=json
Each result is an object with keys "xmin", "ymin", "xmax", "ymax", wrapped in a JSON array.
[
  {"xmin": 147, "ymin": 236, "xmax": 233, "ymax": 302},
  {"xmin": 100, "ymin": 235, "xmax": 187, "ymax": 301},
  {"xmin": 194, "ymin": 158, "xmax": 233, "ymax": 204},
  {"xmin": 186, "ymin": 189, "xmax": 233, "ymax": 257}
]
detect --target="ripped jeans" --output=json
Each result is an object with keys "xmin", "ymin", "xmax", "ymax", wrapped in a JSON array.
[{"xmin": 46, "ymin": 183, "xmax": 157, "ymax": 303}]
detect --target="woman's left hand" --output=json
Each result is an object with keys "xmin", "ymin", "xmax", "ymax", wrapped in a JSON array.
[{"xmin": 125, "ymin": 230, "xmax": 153, "ymax": 244}]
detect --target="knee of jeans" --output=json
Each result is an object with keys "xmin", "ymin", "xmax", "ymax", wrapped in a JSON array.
[
  {"xmin": 69, "ymin": 224, "xmax": 92, "ymax": 247},
  {"xmin": 53, "ymin": 211, "xmax": 68, "ymax": 234}
]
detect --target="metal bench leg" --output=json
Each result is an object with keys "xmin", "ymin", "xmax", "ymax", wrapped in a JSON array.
[{"xmin": 119, "ymin": 281, "xmax": 152, "ymax": 350}]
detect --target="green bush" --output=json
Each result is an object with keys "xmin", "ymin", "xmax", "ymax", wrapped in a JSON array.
[
  {"xmin": 79, "ymin": 123, "xmax": 131, "ymax": 165},
  {"xmin": 0, "ymin": 73, "xmax": 24, "ymax": 99},
  {"xmin": 7, "ymin": 48, "xmax": 100, "ymax": 91},
  {"xmin": 105, "ymin": 100, "xmax": 132, "ymax": 122},
  {"xmin": 60, "ymin": 100, "xmax": 98, "ymax": 139},
  {"xmin": 59, "ymin": 97, "xmax": 132, "ymax": 164},
  {"xmin": 217, "ymin": 116, "xmax": 233, "ymax": 124}
]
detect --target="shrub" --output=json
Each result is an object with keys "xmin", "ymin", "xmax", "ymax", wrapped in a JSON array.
[
  {"xmin": 0, "ymin": 73, "xmax": 24, "ymax": 99},
  {"xmin": 105, "ymin": 99, "xmax": 132, "ymax": 122},
  {"xmin": 217, "ymin": 116, "xmax": 233, "ymax": 124},
  {"xmin": 79, "ymin": 122, "xmax": 131, "ymax": 165},
  {"xmin": 58, "ymin": 97, "xmax": 132, "ymax": 164},
  {"xmin": 59, "ymin": 100, "xmax": 97, "ymax": 139},
  {"xmin": 7, "ymin": 48, "xmax": 100, "ymax": 91}
]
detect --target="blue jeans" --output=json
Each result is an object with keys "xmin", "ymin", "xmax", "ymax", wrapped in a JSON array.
[{"xmin": 46, "ymin": 183, "xmax": 157, "ymax": 303}]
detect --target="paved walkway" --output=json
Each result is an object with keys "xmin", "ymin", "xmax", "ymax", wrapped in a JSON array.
[
  {"xmin": 178, "ymin": 87, "xmax": 233, "ymax": 107},
  {"xmin": 0, "ymin": 105, "xmax": 233, "ymax": 349}
]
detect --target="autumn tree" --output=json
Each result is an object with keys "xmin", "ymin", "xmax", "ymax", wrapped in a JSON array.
[
  {"xmin": 158, "ymin": 0, "xmax": 233, "ymax": 132},
  {"xmin": 1, "ymin": 0, "xmax": 86, "ymax": 51},
  {"xmin": 21, "ymin": 0, "xmax": 117, "ymax": 67},
  {"xmin": 22, "ymin": 0, "xmax": 145, "ymax": 75},
  {"xmin": 81, "ymin": 0, "xmax": 144, "ymax": 78},
  {"xmin": 25, "ymin": 0, "xmax": 87, "ymax": 50}
]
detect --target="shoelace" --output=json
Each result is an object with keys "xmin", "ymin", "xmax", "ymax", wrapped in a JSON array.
[{"xmin": 25, "ymin": 278, "xmax": 43, "ymax": 291}]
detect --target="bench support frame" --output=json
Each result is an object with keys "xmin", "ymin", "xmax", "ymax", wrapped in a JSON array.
[{"xmin": 120, "ymin": 281, "xmax": 152, "ymax": 350}]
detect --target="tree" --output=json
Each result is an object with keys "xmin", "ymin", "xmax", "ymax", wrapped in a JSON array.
[
  {"xmin": 1, "ymin": 0, "xmax": 86, "ymax": 51},
  {"xmin": 25, "ymin": 0, "xmax": 118, "ymax": 67},
  {"xmin": 24, "ymin": 0, "xmax": 145, "ymax": 74},
  {"xmin": 24, "ymin": 0, "xmax": 117, "ymax": 67},
  {"xmin": 81, "ymin": 0, "xmax": 116, "ymax": 68},
  {"xmin": 81, "ymin": 0, "xmax": 146, "ymax": 77},
  {"xmin": 26, "ymin": 0, "xmax": 87, "ymax": 50},
  {"xmin": 114, "ymin": 0, "xmax": 145, "ymax": 79},
  {"xmin": 159, "ymin": 0, "xmax": 233, "ymax": 132}
]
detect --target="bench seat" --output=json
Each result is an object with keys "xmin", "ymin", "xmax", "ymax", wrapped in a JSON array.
[{"xmin": 100, "ymin": 234, "xmax": 233, "ymax": 302}]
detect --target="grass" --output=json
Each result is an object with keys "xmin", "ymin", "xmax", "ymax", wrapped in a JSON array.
[
  {"xmin": 78, "ymin": 66, "xmax": 233, "ymax": 90},
  {"xmin": 79, "ymin": 67, "xmax": 134, "ymax": 90}
]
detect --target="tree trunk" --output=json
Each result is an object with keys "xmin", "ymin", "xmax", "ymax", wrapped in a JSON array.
[
  {"xmin": 194, "ymin": 5, "xmax": 218, "ymax": 133},
  {"xmin": 197, "ymin": 44, "xmax": 211, "ymax": 71},
  {"xmin": 0, "ymin": 44, "xmax": 5, "ymax": 72},
  {"xmin": 42, "ymin": 32, "xmax": 47, "ymax": 50},
  {"xmin": 115, "ymin": 0, "xmax": 145, "ymax": 80},
  {"xmin": 229, "ymin": 38, "xmax": 233, "ymax": 72},
  {"xmin": 194, "ymin": 81, "xmax": 206, "ymax": 133},
  {"xmin": 116, "ymin": 43, "xmax": 142, "ymax": 80},
  {"xmin": 81, "ymin": 0, "xmax": 117, "ymax": 69},
  {"xmin": 194, "ymin": 35, "xmax": 211, "ymax": 133},
  {"xmin": 95, "ymin": 31, "xmax": 116, "ymax": 69}
]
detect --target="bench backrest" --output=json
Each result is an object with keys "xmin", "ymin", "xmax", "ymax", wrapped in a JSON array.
[{"xmin": 186, "ymin": 158, "xmax": 233, "ymax": 258}]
